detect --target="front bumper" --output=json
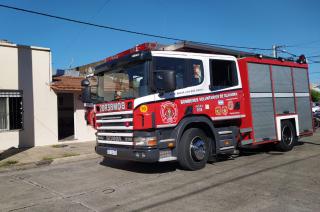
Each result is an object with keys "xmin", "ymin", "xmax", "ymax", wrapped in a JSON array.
[{"xmin": 95, "ymin": 145, "xmax": 159, "ymax": 163}]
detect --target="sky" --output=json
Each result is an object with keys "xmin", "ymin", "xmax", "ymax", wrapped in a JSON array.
[{"xmin": 0, "ymin": 0, "xmax": 319, "ymax": 83}]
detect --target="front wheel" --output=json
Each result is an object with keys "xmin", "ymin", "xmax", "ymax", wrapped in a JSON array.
[
  {"xmin": 276, "ymin": 120, "xmax": 297, "ymax": 151},
  {"xmin": 178, "ymin": 128, "xmax": 210, "ymax": 170}
]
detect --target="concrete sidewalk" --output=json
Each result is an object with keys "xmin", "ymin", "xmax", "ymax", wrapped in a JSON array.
[{"xmin": 0, "ymin": 141, "xmax": 98, "ymax": 172}]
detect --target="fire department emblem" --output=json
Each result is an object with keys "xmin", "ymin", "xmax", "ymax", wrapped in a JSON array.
[
  {"xmin": 160, "ymin": 101, "xmax": 178, "ymax": 123},
  {"xmin": 215, "ymin": 106, "xmax": 221, "ymax": 115},
  {"xmin": 222, "ymin": 106, "xmax": 228, "ymax": 115},
  {"xmin": 228, "ymin": 101, "xmax": 234, "ymax": 110}
]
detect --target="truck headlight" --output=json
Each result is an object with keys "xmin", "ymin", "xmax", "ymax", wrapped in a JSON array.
[{"xmin": 133, "ymin": 137, "xmax": 157, "ymax": 147}]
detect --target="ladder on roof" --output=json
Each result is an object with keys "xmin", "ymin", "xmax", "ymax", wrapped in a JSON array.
[{"xmin": 158, "ymin": 41, "xmax": 260, "ymax": 58}]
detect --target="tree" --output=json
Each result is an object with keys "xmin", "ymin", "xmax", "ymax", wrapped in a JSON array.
[{"xmin": 311, "ymin": 89, "xmax": 320, "ymax": 102}]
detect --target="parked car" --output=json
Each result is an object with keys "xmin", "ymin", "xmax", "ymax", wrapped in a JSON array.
[{"xmin": 312, "ymin": 102, "xmax": 320, "ymax": 113}]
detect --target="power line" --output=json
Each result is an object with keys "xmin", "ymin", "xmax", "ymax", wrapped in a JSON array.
[
  {"xmin": 94, "ymin": 0, "xmax": 113, "ymax": 17},
  {"xmin": 278, "ymin": 49, "xmax": 320, "ymax": 63},
  {"xmin": 0, "ymin": 4, "xmax": 181, "ymax": 40},
  {"xmin": 188, "ymin": 41, "xmax": 272, "ymax": 51},
  {"xmin": 279, "ymin": 49, "xmax": 297, "ymax": 57},
  {"xmin": 65, "ymin": 0, "xmax": 113, "ymax": 68},
  {"xmin": 308, "ymin": 58, "xmax": 320, "ymax": 64},
  {"xmin": 285, "ymin": 39, "xmax": 320, "ymax": 48},
  {"xmin": 0, "ymin": 3, "xmax": 272, "ymax": 51},
  {"xmin": 308, "ymin": 54, "xmax": 320, "ymax": 58},
  {"xmin": 270, "ymin": 47, "xmax": 320, "ymax": 64}
]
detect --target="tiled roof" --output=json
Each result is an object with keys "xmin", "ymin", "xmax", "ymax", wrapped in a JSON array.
[{"xmin": 51, "ymin": 76, "xmax": 96, "ymax": 92}]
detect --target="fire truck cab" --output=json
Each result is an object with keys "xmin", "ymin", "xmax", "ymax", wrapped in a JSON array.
[{"xmin": 82, "ymin": 42, "xmax": 313, "ymax": 170}]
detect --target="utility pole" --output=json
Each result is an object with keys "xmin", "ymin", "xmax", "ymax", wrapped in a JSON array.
[
  {"xmin": 272, "ymin": 45, "xmax": 285, "ymax": 58},
  {"xmin": 272, "ymin": 45, "xmax": 278, "ymax": 58}
]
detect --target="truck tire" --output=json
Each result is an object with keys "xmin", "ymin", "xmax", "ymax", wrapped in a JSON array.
[
  {"xmin": 178, "ymin": 128, "xmax": 210, "ymax": 170},
  {"xmin": 276, "ymin": 120, "xmax": 297, "ymax": 152}
]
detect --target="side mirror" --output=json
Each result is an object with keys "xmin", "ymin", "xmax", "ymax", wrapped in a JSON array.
[
  {"xmin": 81, "ymin": 79, "xmax": 92, "ymax": 103},
  {"xmin": 154, "ymin": 70, "xmax": 176, "ymax": 94}
]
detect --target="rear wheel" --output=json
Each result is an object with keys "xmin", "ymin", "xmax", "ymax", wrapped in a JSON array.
[
  {"xmin": 178, "ymin": 128, "xmax": 210, "ymax": 170},
  {"xmin": 276, "ymin": 120, "xmax": 297, "ymax": 151}
]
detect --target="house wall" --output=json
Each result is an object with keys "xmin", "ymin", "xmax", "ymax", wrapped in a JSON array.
[
  {"xmin": 73, "ymin": 93, "xmax": 95, "ymax": 142},
  {"xmin": 31, "ymin": 50, "xmax": 58, "ymax": 147},
  {"xmin": 0, "ymin": 44, "xmax": 20, "ymax": 149},
  {"xmin": 0, "ymin": 43, "xmax": 58, "ymax": 150}
]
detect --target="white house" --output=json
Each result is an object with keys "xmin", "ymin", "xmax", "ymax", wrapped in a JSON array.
[
  {"xmin": 0, "ymin": 41, "xmax": 95, "ymax": 151},
  {"xmin": 50, "ymin": 76, "xmax": 96, "ymax": 141}
]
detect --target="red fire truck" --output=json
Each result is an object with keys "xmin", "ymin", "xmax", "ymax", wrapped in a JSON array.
[{"xmin": 81, "ymin": 42, "xmax": 313, "ymax": 170}]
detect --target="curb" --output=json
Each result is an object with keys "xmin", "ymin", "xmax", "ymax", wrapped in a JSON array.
[
  {"xmin": 0, "ymin": 163, "xmax": 38, "ymax": 173},
  {"xmin": 0, "ymin": 153, "xmax": 101, "ymax": 173},
  {"xmin": 51, "ymin": 153, "xmax": 100, "ymax": 165}
]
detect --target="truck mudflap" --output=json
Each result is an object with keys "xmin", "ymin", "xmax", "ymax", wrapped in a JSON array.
[{"xmin": 95, "ymin": 145, "xmax": 160, "ymax": 163}]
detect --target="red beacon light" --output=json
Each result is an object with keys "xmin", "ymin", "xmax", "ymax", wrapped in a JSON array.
[
  {"xmin": 297, "ymin": 54, "xmax": 307, "ymax": 64},
  {"xmin": 104, "ymin": 43, "xmax": 158, "ymax": 62}
]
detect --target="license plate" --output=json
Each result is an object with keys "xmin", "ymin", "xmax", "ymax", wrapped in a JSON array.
[
  {"xmin": 105, "ymin": 136, "xmax": 122, "ymax": 142},
  {"xmin": 107, "ymin": 148, "xmax": 117, "ymax": 156}
]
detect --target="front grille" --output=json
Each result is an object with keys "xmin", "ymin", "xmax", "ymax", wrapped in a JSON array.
[
  {"xmin": 97, "ymin": 122, "xmax": 133, "ymax": 127},
  {"xmin": 97, "ymin": 135, "xmax": 133, "ymax": 142},
  {"xmin": 98, "ymin": 130, "xmax": 133, "ymax": 134},
  {"xmin": 96, "ymin": 110, "xmax": 134, "ymax": 146},
  {"xmin": 98, "ymin": 114, "xmax": 132, "ymax": 120},
  {"xmin": 97, "ymin": 143, "xmax": 133, "ymax": 149}
]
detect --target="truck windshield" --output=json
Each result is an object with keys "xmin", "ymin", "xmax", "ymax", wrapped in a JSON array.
[{"xmin": 96, "ymin": 61, "xmax": 149, "ymax": 102}]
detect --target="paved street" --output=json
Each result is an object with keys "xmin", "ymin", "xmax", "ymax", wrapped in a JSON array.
[{"xmin": 0, "ymin": 133, "xmax": 319, "ymax": 212}]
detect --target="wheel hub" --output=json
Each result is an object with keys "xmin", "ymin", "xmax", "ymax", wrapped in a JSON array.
[
  {"xmin": 282, "ymin": 125, "xmax": 293, "ymax": 146},
  {"xmin": 190, "ymin": 137, "xmax": 206, "ymax": 161}
]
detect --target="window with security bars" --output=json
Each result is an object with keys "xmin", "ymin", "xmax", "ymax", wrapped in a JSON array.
[{"xmin": 0, "ymin": 90, "xmax": 23, "ymax": 131}]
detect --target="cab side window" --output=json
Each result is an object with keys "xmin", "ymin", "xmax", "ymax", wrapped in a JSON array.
[
  {"xmin": 210, "ymin": 59, "xmax": 238, "ymax": 90},
  {"xmin": 153, "ymin": 57, "xmax": 203, "ymax": 90},
  {"xmin": 153, "ymin": 57, "xmax": 186, "ymax": 89}
]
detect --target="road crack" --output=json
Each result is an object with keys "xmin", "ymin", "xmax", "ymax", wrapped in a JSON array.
[{"xmin": 9, "ymin": 176, "xmax": 98, "ymax": 212}]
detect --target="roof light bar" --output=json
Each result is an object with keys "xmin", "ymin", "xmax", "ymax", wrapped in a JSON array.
[{"xmin": 104, "ymin": 43, "xmax": 158, "ymax": 62}]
